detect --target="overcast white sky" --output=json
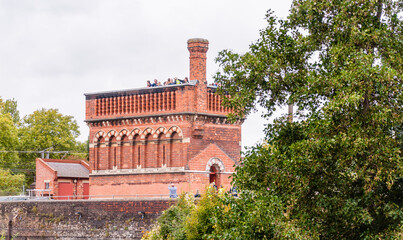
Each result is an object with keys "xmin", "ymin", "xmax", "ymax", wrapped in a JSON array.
[{"xmin": 0, "ymin": 0, "xmax": 293, "ymax": 149}]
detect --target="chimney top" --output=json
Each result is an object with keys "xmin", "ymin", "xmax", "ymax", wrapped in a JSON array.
[
  {"xmin": 187, "ymin": 38, "xmax": 209, "ymax": 82},
  {"xmin": 187, "ymin": 38, "xmax": 209, "ymax": 44}
]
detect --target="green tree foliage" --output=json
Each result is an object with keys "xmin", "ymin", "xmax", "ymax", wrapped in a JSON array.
[
  {"xmin": 183, "ymin": 188, "xmax": 226, "ymax": 239},
  {"xmin": 0, "ymin": 169, "xmax": 25, "ymax": 195},
  {"xmin": 0, "ymin": 99, "xmax": 19, "ymax": 169},
  {"xmin": 143, "ymin": 187, "xmax": 229, "ymax": 240},
  {"xmin": 18, "ymin": 108, "xmax": 81, "ymax": 170},
  {"xmin": 0, "ymin": 98, "xmax": 20, "ymax": 125},
  {"xmin": 0, "ymin": 98, "xmax": 87, "ymax": 187},
  {"xmin": 212, "ymin": 0, "xmax": 402, "ymax": 239},
  {"xmin": 149, "ymin": 193, "xmax": 194, "ymax": 239},
  {"xmin": 20, "ymin": 108, "xmax": 80, "ymax": 151},
  {"xmin": 71, "ymin": 139, "xmax": 89, "ymax": 160},
  {"xmin": 144, "ymin": 189, "xmax": 324, "ymax": 240}
]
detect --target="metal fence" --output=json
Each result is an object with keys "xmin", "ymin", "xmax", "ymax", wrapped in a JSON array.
[
  {"xmin": 51, "ymin": 194, "xmax": 171, "ymax": 200},
  {"xmin": 1, "ymin": 193, "xmax": 172, "ymax": 201}
]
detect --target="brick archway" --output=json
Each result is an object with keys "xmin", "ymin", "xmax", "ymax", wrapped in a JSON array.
[
  {"xmin": 206, "ymin": 158, "xmax": 224, "ymax": 187},
  {"xmin": 93, "ymin": 130, "xmax": 106, "ymax": 143},
  {"xmin": 105, "ymin": 130, "xmax": 117, "ymax": 142},
  {"xmin": 205, "ymin": 158, "xmax": 225, "ymax": 172},
  {"xmin": 166, "ymin": 126, "xmax": 183, "ymax": 138}
]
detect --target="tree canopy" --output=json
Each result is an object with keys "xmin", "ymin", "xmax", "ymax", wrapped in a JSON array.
[
  {"xmin": 0, "ymin": 98, "xmax": 87, "ymax": 189},
  {"xmin": 213, "ymin": 0, "xmax": 402, "ymax": 238},
  {"xmin": 19, "ymin": 108, "xmax": 80, "ymax": 152},
  {"xmin": 145, "ymin": 0, "xmax": 402, "ymax": 239},
  {"xmin": 0, "ymin": 109, "xmax": 19, "ymax": 169},
  {"xmin": 0, "ymin": 169, "xmax": 25, "ymax": 196}
]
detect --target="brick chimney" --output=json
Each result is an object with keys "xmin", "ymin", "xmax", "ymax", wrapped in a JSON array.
[
  {"xmin": 187, "ymin": 38, "xmax": 209, "ymax": 83},
  {"xmin": 187, "ymin": 38, "xmax": 209, "ymax": 113}
]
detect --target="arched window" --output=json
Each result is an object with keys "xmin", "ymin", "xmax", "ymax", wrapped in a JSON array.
[
  {"xmin": 169, "ymin": 132, "xmax": 181, "ymax": 167},
  {"xmin": 109, "ymin": 136, "xmax": 117, "ymax": 169},
  {"xmin": 132, "ymin": 134, "xmax": 140, "ymax": 168},
  {"xmin": 96, "ymin": 136, "xmax": 105, "ymax": 170},
  {"xmin": 120, "ymin": 135, "xmax": 130, "ymax": 169},
  {"xmin": 144, "ymin": 133, "xmax": 152, "ymax": 168},
  {"xmin": 157, "ymin": 132, "xmax": 166, "ymax": 167}
]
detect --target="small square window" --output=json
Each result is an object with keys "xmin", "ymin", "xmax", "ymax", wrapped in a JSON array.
[{"xmin": 45, "ymin": 182, "xmax": 50, "ymax": 189}]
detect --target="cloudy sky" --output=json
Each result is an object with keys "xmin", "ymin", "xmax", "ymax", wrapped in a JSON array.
[{"xmin": 0, "ymin": 0, "xmax": 293, "ymax": 149}]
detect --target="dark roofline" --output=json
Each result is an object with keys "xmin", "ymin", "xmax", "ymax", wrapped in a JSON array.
[
  {"xmin": 38, "ymin": 158, "xmax": 90, "ymax": 171},
  {"xmin": 84, "ymin": 80, "xmax": 198, "ymax": 99}
]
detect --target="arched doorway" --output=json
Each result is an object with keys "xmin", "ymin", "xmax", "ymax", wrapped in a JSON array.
[
  {"xmin": 209, "ymin": 165, "xmax": 220, "ymax": 186},
  {"xmin": 206, "ymin": 158, "xmax": 225, "ymax": 188}
]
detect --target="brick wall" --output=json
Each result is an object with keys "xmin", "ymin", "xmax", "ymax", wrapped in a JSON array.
[
  {"xmin": 0, "ymin": 199, "xmax": 174, "ymax": 239},
  {"xmin": 84, "ymin": 38, "xmax": 243, "ymax": 197},
  {"xmin": 35, "ymin": 159, "xmax": 57, "ymax": 195},
  {"xmin": 187, "ymin": 123, "xmax": 241, "ymax": 163},
  {"xmin": 35, "ymin": 159, "xmax": 90, "ymax": 199},
  {"xmin": 89, "ymin": 170, "xmax": 229, "ymax": 197}
]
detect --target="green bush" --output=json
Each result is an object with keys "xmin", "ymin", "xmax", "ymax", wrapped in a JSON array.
[
  {"xmin": 143, "ymin": 187, "xmax": 229, "ymax": 240},
  {"xmin": 0, "ymin": 169, "xmax": 25, "ymax": 195}
]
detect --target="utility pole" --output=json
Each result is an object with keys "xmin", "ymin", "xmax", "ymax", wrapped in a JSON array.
[
  {"xmin": 7, "ymin": 219, "xmax": 12, "ymax": 240},
  {"xmin": 288, "ymin": 103, "xmax": 294, "ymax": 123}
]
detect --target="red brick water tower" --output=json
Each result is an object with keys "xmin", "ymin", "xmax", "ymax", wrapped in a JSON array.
[{"xmin": 85, "ymin": 38, "xmax": 243, "ymax": 197}]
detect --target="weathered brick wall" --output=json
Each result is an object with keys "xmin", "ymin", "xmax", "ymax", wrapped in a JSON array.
[
  {"xmin": 187, "ymin": 123, "xmax": 241, "ymax": 163},
  {"xmin": 89, "ymin": 171, "xmax": 216, "ymax": 197},
  {"xmin": 35, "ymin": 159, "xmax": 57, "ymax": 195},
  {"xmin": 0, "ymin": 199, "xmax": 174, "ymax": 239}
]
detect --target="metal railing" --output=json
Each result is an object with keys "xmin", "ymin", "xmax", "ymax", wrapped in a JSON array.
[
  {"xmin": 0, "ymin": 189, "xmax": 172, "ymax": 201},
  {"xmin": 0, "ymin": 193, "xmax": 172, "ymax": 201},
  {"xmin": 51, "ymin": 194, "xmax": 171, "ymax": 200}
]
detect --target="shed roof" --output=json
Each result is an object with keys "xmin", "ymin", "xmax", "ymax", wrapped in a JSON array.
[{"xmin": 46, "ymin": 162, "xmax": 89, "ymax": 178}]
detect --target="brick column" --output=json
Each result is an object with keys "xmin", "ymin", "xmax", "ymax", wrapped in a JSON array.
[
  {"xmin": 129, "ymin": 138, "xmax": 134, "ymax": 169},
  {"xmin": 90, "ymin": 145, "xmax": 96, "ymax": 171},
  {"xmin": 140, "ymin": 141, "xmax": 145, "ymax": 168},
  {"xmin": 116, "ymin": 141, "xmax": 122, "ymax": 169},
  {"xmin": 187, "ymin": 38, "xmax": 209, "ymax": 113},
  {"xmin": 105, "ymin": 143, "xmax": 111, "ymax": 170},
  {"xmin": 188, "ymin": 38, "xmax": 209, "ymax": 82}
]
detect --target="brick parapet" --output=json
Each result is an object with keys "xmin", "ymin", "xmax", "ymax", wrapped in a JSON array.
[{"xmin": 85, "ymin": 86, "xmax": 233, "ymax": 123}]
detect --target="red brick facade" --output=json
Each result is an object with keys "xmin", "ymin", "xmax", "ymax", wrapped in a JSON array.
[
  {"xmin": 35, "ymin": 158, "xmax": 90, "ymax": 199},
  {"xmin": 85, "ymin": 38, "xmax": 243, "ymax": 197}
]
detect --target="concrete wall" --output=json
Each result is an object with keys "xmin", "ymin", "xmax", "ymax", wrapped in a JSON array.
[{"xmin": 0, "ymin": 199, "xmax": 174, "ymax": 239}]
